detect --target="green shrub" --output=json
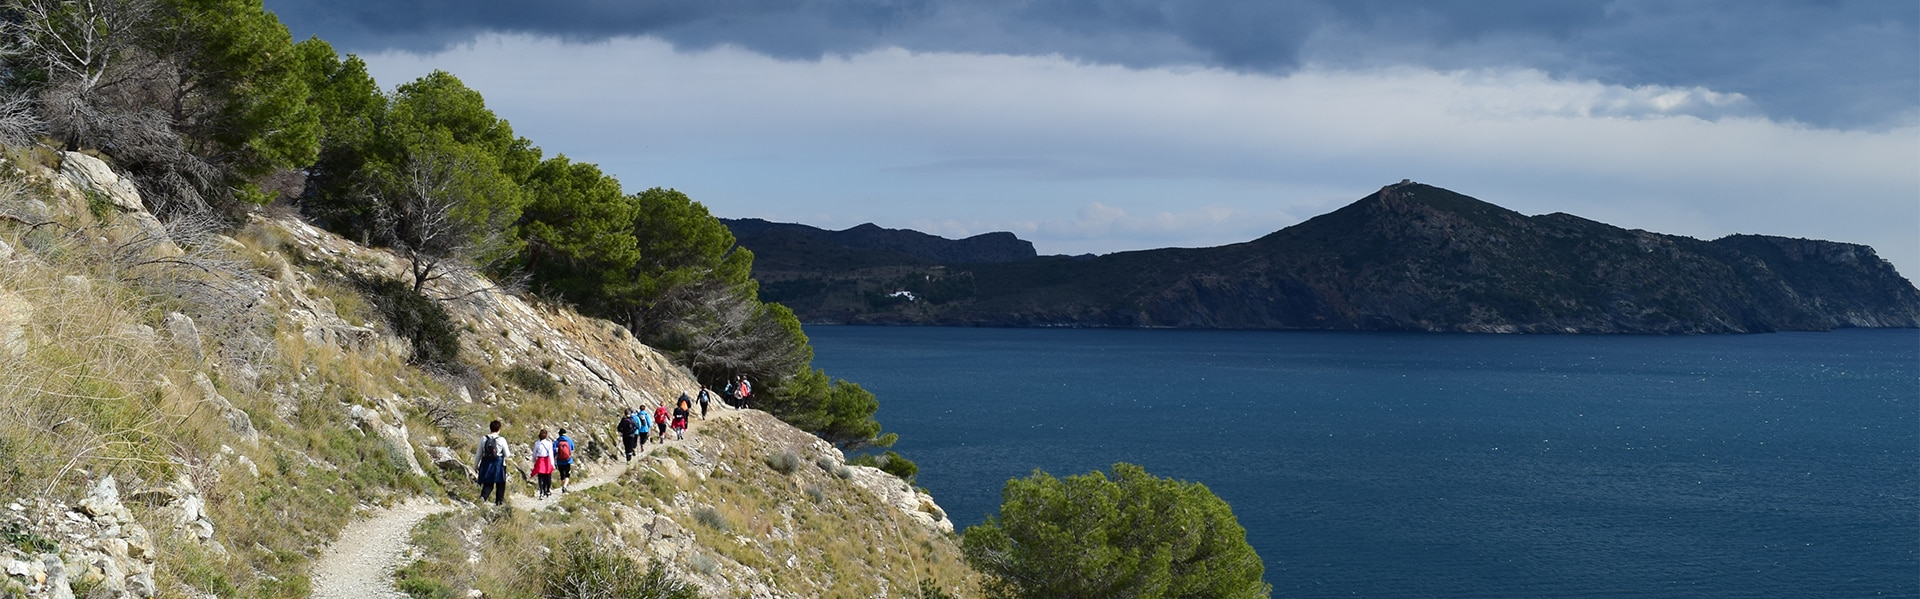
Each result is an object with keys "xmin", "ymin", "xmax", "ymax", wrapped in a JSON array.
[
  {"xmin": 356, "ymin": 276, "xmax": 462, "ymax": 370},
  {"xmin": 916, "ymin": 580, "xmax": 957, "ymax": 599},
  {"xmin": 962, "ymin": 463, "xmax": 1270, "ymax": 599},
  {"xmin": 693, "ymin": 506, "xmax": 731, "ymax": 534},
  {"xmin": 688, "ymin": 553, "xmax": 718, "ymax": 576},
  {"xmin": 635, "ymin": 471, "xmax": 677, "ymax": 498},
  {"xmin": 2, "ymin": 522, "xmax": 55, "ymax": 554},
  {"xmin": 804, "ymin": 484, "xmax": 826, "ymax": 504},
  {"xmin": 850, "ymin": 451, "xmax": 918, "ymax": 482},
  {"xmin": 541, "ymin": 533, "xmax": 702, "ymax": 599},
  {"xmin": 502, "ymin": 364, "xmax": 559, "ymax": 397},
  {"xmin": 395, "ymin": 513, "xmax": 463, "ymax": 599},
  {"xmin": 83, "ymin": 188, "xmax": 114, "ymax": 221},
  {"xmin": 395, "ymin": 560, "xmax": 460, "ymax": 599},
  {"xmin": 764, "ymin": 450, "xmax": 802, "ymax": 476}
]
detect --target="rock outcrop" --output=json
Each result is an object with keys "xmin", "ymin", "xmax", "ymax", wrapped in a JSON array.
[{"xmin": 4, "ymin": 477, "xmax": 159, "ymax": 599}]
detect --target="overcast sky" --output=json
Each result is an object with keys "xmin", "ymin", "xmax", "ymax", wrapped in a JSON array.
[{"xmin": 263, "ymin": 0, "xmax": 1920, "ymax": 276}]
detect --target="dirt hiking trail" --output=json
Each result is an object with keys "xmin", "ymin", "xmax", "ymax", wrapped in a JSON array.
[
  {"xmin": 310, "ymin": 404, "xmax": 747, "ymax": 596},
  {"xmin": 309, "ymin": 498, "xmax": 452, "ymax": 599}
]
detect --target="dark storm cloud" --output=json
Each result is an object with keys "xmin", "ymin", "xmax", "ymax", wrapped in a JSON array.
[{"xmin": 263, "ymin": 0, "xmax": 1918, "ymax": 128}]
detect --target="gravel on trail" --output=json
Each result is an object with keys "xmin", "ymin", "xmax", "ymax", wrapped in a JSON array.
[{"xmin": 310, "ymin": 498, "xmax": 453, "ymax": 599}]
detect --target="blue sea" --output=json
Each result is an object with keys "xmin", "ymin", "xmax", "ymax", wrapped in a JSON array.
[{"xmin": 805, "ymin": 327, "xmax": 1919, "ymax": 598}]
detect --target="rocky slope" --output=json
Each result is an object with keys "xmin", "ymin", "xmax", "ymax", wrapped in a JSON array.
[
  {"xmin": 739, "ymin": 182, "xmax": 1920, "ymax": 333},
  {"xmin": 0, "ymin": 150, "xmax": 964, "ymax": 599}
]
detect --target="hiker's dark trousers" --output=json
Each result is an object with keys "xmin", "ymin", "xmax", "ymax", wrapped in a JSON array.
[
  {"xmin": 480, "ymin": 480, "xmax": 505, "ymax": 505},
  {"xmin": 621, "ymin": 434, "xmax": 638, "ymax": 459}
]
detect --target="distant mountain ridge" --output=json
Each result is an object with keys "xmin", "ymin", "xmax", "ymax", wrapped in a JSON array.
[
  {"xmin": 722, "ymin": 218, "xmax": 1036, "ymax": 270},
  {"xmin": 727, "ymin": 182, "xmax": 1920, "ymax": 333}
]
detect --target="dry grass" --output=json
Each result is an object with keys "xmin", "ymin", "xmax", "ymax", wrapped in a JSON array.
[
  {"xmin": 0, "ymin": 150, "xmax": 980, "ymax": 599},
  {"xmin": 0, "ymin": 160, "xmax": 464, "ymax": 598},
  {"xmin": 0, "ymin": 229, "xmax": 181, "ymax": 497}
]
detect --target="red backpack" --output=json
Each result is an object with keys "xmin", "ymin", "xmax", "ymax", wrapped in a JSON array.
[{"xmin": 555, "ymin": 438, "xmax": 572, "ymax": 461}]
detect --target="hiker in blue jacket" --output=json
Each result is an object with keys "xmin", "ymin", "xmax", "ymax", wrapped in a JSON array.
[
  {"xmin": 475, "ymin": 419, "xmax": 511, "ymax": 506},
  {"xmin": 554, "ymin": 429, "xmax": 575, "ymax": 494},
  {"xmin": 638, "ymin": 406, "xmax": 654, "ymax": 447}
]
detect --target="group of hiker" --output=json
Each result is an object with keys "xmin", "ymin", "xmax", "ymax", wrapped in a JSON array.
[
  {"xmin": 615, "ymin": 376, "xmax": 749, "ymax": 461},
  {"xmin": 472, "ymin": 376, "xmax": 752, "ymax": 506},
  {"xmin": 473, "ymin": 420, "xmax": 578, "ymax": 505}
]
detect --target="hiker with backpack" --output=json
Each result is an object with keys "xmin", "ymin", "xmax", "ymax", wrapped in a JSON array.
[
  {"xmin": 531, "ymin": 428, "xmax": 556, "ymax": 500},
  {"xmin": 735, "ymin": 375, "xmax": 753, "ymax": 410},
  {"xmin": 697, "ymin": 387, "xmax": 713, "ymax": 419},
  {"xmin": 475, "ymin": 419, "xmax": 511, "ymax": 506},
  {"xmin": 554, "ymin": 429, "xmax": 575, "ymax": 494},
  {"xmin": 616, "ymin": 409, "xmax": 640, "ymax": 462},
  {"xmin": 635, "ymin": 406, "xmax": 652, "ymax": 447},
  {"xmin": 653, "ymin": 404, "xmax": 671, "ymax": 444},
  {"xmin": 671, "ymin": 402, "xmax": 690, "ymax": 440}
]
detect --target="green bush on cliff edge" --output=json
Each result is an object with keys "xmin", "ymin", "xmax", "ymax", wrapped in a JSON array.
[{"xmin": 962, "ymin": 462, "xmax": 1270, "ymax": 599}]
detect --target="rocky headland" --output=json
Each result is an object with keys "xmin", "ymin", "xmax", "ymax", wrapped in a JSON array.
[{"xmin": 736, "ymin": 182, "xmax": 1920, "ymax": 333}]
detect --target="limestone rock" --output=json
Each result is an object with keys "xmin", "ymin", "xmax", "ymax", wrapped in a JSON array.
[
  {"xmin": 348, "ymin": 404, "xmax": 426, "ymax": 477},
  {"xmin": 429, "ymin": 446, "xmax": 476, "ymax": 482},
  {"xmin": 114, "ymin": 324, "xmax": 157, "ymax": 348},
  {"xmin": 193, "ymin": 373, "xmax": 258, "ymax": 444},
  {"xmin": 90, "ymin": 556, "xmax": 126, "ymax": 598},
  {"xmin": 58, "ymin": 153, "xmax": 142, "ymax": 213},
  {"xmin": 4, "ymin": 558, "xmax": 31, "ymax": 578},
  {"xmin": 163, "ymin": 312, "xmax": 203, "ymax": 361},
  {"xmin": 648, "ymin": 515, "xmax": 683, "ymax": 541},
  {"xmin": 135, "ymin": 474, "xmax": 217, "ymax": 546},
  {"xmin": 77, "ymin": 476, "xmax": 133, "ymax": 526},
  {"xmin": 42, "ymin": 553, "xmax": 72, "ymax": 599},
  {"xmin": 0, "ymin": 289, "xmax": 33, "ymax": 357},
  {"xmin": 844, "ymin": 466, "xmax": 955, "ymax": 534},
  {"xmin": 127, "ymin": 570, "xmax": 154, "ymax": 598}
]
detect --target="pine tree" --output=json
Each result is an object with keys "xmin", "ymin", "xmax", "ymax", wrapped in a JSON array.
[{"xmin": 964, "ymin": 463, "xmax": 1271, "ymax": 599}]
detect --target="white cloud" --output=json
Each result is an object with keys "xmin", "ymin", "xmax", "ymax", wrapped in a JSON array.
[{"xmin": 360, "ymin": 35, "xmax": 1920, "ymax": 275}]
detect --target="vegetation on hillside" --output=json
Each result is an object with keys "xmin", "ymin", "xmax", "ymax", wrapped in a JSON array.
[
  {"xmin": 0, "ymin": 0, "xmax": 927, "ymax": 596},
  {"xmin": 0, "ymin": 0, "xmax": 901, "ymax": 457},
  {"xmin": 0, "ymin": 163, "xmax": 454, "ymax": 597},
  {"xmin": 962, "ymin": 463, "xmax": 1269, "ymax": 599}
]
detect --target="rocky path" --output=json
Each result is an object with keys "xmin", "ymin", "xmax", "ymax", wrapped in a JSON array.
[
  {"xmin": 309, "ymin": 498, "xmax": 453, "ymax": 599},
  {"xmin": 310, "ymin": 404, "xmax": 749, "ymax": 596},
  {"xmin": 509, "ymin": 456, "xmax": 629, "ymax": 511},
  {"xmin": 511, "ymin": 404, "xmax": 746, "ymax": 510}
]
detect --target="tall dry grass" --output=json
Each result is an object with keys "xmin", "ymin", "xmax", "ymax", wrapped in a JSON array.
[{"xmin": 0, "ymin": 199, "xmax": 183, "ymax": 496}]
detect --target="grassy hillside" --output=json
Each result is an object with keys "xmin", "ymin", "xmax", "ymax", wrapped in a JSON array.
[{"xmin": 0, "ymin": 149, "xmax": 973, "ymax": 599}]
